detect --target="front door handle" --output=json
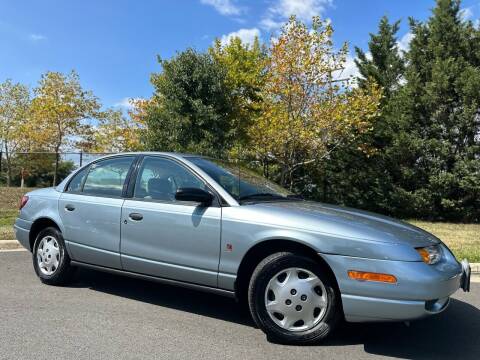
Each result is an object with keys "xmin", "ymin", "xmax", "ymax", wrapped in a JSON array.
[
  {"xmin": 129, "ymin": 212, "xmax": 143, "ymax": 221},
  {"xmin": 65, "ymin": 204, "xmax": 75, "ymax": 212}
]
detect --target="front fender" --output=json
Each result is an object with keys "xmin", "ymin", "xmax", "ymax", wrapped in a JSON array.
[{"xmin": 219, "ymin": 208, "xmax": 422, "ymax": 290}]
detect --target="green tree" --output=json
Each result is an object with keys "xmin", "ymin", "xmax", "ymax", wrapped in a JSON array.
[
  {"xmin": 319, "ymin": 16, "xmax": 405, "ymax": 212},
  {"xmin": 0, "ymin": 80, "xmax": 31, "ymax": 186},
  {"xmin": 396, "ymin": 0, "xmax": 480, "ymax": 220},
  {"xmin": 355, "ymin": 16, "xmax": 405, "ymax": 97},
  {"xmin": 13, "ymin": 155, "xmax": 75, "ymax": 187},
  {"xmin": 30, "ymin": 71, "xmax": 101, "ymax": 185},
  {"xmin": 143, "ymin": 49, "xmax": 236, "ymax": 157},
  {"xmin": 210, "ymin": 37, "xmax": 267, "ymax": 151}
]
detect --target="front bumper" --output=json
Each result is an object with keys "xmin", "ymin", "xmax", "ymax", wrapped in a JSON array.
[
  {"xmin": 341, "ymin": 294, "xmax": 451, "ymax": 322},
  {"xmin": 321, "ymin": 250, "xmax": 468, "ymax": 323}
]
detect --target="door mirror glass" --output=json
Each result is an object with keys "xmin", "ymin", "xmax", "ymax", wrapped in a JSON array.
[{"xmin": 175, "ymin": 188, "xmax": 214, "ymax": 205}]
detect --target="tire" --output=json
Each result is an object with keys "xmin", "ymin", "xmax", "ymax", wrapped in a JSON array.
[
  {"xmin": 32, "ymin": 227, "xmax": 74, "ymax": 286},
  {"xmin": 248, "ymin": 252, "xmax": 341, "ymax": 345}
]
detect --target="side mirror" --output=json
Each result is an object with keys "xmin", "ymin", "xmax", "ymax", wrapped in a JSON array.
[{"xmin": 175, "ymin": 187, "xmax": 214, "ymax": 205}]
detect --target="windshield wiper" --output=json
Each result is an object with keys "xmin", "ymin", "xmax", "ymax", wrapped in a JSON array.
[
  {"xmin": 239, "ymin": 193, "xmax": 286, "ymax": 201},
  {"xmin": 287, "ymin": 194, "xmax": 304, "ymax": 200}
]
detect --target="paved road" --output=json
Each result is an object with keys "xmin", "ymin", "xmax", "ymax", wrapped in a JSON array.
[{"xmin": 1, "ymin": 252, "xmax": 479, "ymax": 360}]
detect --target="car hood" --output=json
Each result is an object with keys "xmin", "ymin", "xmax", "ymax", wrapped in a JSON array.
[{"xmin": 252, "ymin": 201, "xmax": 440, "ymax": 247}]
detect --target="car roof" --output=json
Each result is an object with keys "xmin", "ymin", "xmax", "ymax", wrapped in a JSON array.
[{"xmin": 96, "ymin": 152, "xmax": 203, "ymax": 160}]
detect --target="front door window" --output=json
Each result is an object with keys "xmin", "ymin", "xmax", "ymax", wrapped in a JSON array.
[{"xmin": 134, "ymin": 157, "xmax": 206, "ymax": 202}]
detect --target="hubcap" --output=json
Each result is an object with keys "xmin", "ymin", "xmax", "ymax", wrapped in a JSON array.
[
  {"xmin": 36, "ymin": 236, "xmax": 61, "ymax": 276},
  {"xmin": 264, "ymin": 267, "xmax": 328, "ymax": 332}
]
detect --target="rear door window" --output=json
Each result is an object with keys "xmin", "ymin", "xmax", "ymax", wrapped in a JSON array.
[{"xmin": 82, "ymin": 157, "xmax": 135, "ymax": 197}]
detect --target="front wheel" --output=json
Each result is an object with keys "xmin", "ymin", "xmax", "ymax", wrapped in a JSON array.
[
  {"xmin": 32, "ymin": 227, "xmax": 74, "ymax": 285},
  {"xmin": 248, "ymin": 252, "xmax": 341, "ymax": 344}
]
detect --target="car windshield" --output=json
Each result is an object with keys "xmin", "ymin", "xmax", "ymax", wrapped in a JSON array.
[{"xmin": 188, "ymin": 157, "xmax": 299, "ymax": 203}]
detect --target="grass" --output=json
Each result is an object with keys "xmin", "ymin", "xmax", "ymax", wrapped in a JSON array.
[
  {"xmin": 0, "ymin": 187, "xmax": 34, "ymax": 240},
  {"xmin": 409, "ymin": 220, "xmax": 480, "ymax": 263},
  {"xmin": 0, "ymin": 186, "xmax": 479, "ymax": 262}
]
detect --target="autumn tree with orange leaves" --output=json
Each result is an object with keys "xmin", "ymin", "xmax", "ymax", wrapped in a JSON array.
[
  {"xmin": 249, "ymin": 16, "xmax": 382, "ymax": 189},
  {"xmin": 81, "ymin": 106, "xmax": 145, "ymax": 153}
]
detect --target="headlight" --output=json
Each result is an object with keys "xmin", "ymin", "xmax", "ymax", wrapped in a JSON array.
[{"xmin": 416, "ymin": 245, "xmax": 443, "ymax": 265}]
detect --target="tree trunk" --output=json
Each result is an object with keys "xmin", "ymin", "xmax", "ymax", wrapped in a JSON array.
[
  {"xmin": 323, "ymin": 162, "xmax": 328, "ymax": 202},
  {"xmin": 5, "ymin": 145, "xmax": 12, "ymax": 187},
  {"xmin": 53, "ymin": 151, "xmax": 59, "ymax": 186},
  {"xmin": 280, "ymin": 164, "xmax": 288, "ymax": 187}
]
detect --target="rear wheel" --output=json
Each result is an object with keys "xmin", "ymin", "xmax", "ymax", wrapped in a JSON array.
[
  {"xmin": 32, "ymin": 227, "xmax": 74, "ymax": 285},
  {"xmin": 248, "ymin": 252, "xmax": 341, "ymax": 344}
]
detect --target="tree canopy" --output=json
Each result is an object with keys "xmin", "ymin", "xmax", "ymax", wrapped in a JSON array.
[
  {"xmin": 143, "ymin": 49, "xmax": 237, "ymax": 157},
  {"xmin": 1, "ymin": 0, "xmax": 479, "ymax": 221},
  {"xmin": 324, "ymin": 0, "xmax": 480, "ymax": 221},
  {"xmin": 249, "ymin": 16, "xmax": 381, "ymax": 189},
  {"xmin": 0, "ymin": 80, "xmax": 31, "ymax": 185}
]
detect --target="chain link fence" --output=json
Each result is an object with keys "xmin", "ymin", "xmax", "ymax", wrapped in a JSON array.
[{"xmin": 0, "ymin": 151, "xmax": 115, "ymax": 187}]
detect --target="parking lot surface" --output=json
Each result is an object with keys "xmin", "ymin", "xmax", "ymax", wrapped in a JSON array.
[{"xmin": 1, "ymin": 252, "xmax": 479, "ymax": 360}]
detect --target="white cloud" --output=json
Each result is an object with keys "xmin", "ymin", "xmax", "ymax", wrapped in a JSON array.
[
  {"xmin": 261, "ymin": 0, "xmax": 332, "ymax": 30},
  {"xmin": 200, "ymin": 0, "xmax": 242, "ymax": 16},
  {"xmin": 331, "ymin": 54, "xmax": 360, "ymax": 87},
  {"xmin": 397, "ymin": 32, "xmax": 414, "ymax": 53},
  {"xmin": 259, "ymin": 17, "xmax": 283, "ymax": 31},
  {"xmin": 341, "ymin": 54, "xmax": 360, "ymax": 80},
  {"xmin": 29, "ymin": 33, "xmax": 46, "ymax": 41},
  {"xmin": 460, "ymin": 7, "xmax": 474, "ymax": 21},
  {"xmin": 114, "ymin": 97, "xmax": 140, "ymax": 110},
  {"xmin": 220, "ymin": 28, "xmax": 260, "ymax": 46}
]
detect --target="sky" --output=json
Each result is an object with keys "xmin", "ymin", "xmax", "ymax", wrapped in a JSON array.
[{"xmin": 1, "ymin": 0, "xmax": 480, "ymax": 111}]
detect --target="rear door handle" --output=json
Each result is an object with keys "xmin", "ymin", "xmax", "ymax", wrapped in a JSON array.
[
  {"xmin": 65, "ymin": 204, "xmax": 75, "ymax": 212},
  {"xmin": 129, "ymin": 212, "xmax": 143, "ymax": 221}
]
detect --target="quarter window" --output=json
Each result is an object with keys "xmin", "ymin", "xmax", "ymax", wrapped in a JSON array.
[
  {"xmin": 134, "ymin": 157, "xmax": 206, "ymax": 202},
  {"xmin": 82, "ymin": 157, "xmax": 134, "ymax": 197},
  {"xmin": 66, "ymin": 166, "xmax": 89, "ymax": 193}
]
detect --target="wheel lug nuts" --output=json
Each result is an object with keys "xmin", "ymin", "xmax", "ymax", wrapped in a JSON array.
[
  {"xmin": 290, "ymin": 289, "xmax": 297, "ymax": 295},
  {"xmin": 295, "ymin": 305, "xmax": 302, "ymax": 311},
  {"xmin": 301, "ymin": 295, "xmax": 307, "ymax": 301},
  {"xmin": 285, "ymin": 299, "xmax": 292, "ymax": 305}
]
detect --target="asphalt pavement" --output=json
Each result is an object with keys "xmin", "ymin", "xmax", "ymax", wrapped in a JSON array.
[{"xmin": 1, "ymin": 251, "xmax": 479, "ymax": 360}]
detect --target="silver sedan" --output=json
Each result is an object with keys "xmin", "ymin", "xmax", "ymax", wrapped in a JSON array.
[{"xmin": 14, "ymin": 152, "xmax": 471, "ymax": 344}]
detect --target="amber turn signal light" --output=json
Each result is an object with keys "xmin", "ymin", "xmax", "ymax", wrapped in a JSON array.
[
  {"xmin": 416, "ymin": 248, "xmax": 430, "ymax": 263},
  {"xmin": 415, "ymin": 246, "xmax": 442, "ymax": 265},
  {"xmin": 348, "ymin": 270, "xmax": 397, "ymax": 283}
]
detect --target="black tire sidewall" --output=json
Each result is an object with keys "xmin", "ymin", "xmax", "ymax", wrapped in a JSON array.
[
  {"xmin": 32, "ymin": 227, "xmax": 72, "ymax": 285},
  {"xmin": 248, "ymin": 252, "xmax": 340, "ymax": 344}
]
